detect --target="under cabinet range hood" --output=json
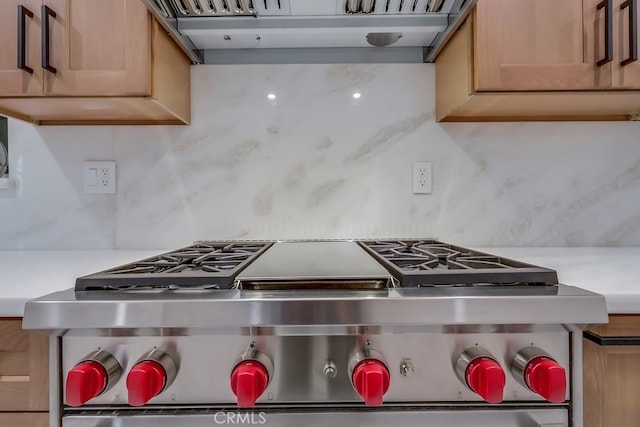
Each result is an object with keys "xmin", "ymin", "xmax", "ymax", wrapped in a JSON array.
[{"xmin": 141, "ymin": 0, "xmax": 476, "ymax": 64}]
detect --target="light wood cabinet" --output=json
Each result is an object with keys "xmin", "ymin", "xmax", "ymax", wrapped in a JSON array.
[
  {"xmin": 0, "ymin": 413, "xmax": 49, "ymax": 427},
  {"xmin": 583, "ymin": 315, "xmax": 640, "ymax": 427},
  {"xmin": 0, "ymin": 0, "xmax": 190, "ymax": 125},
  {"xmin": 436, "ymin": 0, "xmax": 640, "ymax": 121},
  {"xmin": 0, "ymin": 318, "xmax": 48, "ymax": 412}
]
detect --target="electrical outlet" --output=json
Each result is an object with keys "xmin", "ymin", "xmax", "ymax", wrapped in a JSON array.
[
  {"xmin": 83, "ymin": 161, "xmax": 116, "ymax": 194},
  {"xmin": 413, "ymin": 162, "xmax": 432, "ymax": 194}
]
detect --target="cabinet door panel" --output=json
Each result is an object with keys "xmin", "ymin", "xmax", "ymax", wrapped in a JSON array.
[
  {"xmin": 614, "ymin": 0, "xmax": 640, "ymax": 88},
  {"xmin": 0, "ymin": 320, "xmax": 48, "ymax": 411},
  {"xmin": 584, "ymin": 339, "xmax": 640, "ymax": 427},
  {"xmin": 475, "ymin": 0, "xmax": 609, "ymax": 91},
  {"xmin": 0, "ymin": 0, "xmax": 43, "ymax": 96},
  {"xmin": 43, "ymin": 0, "xmax": 151, "ymax": 96}
]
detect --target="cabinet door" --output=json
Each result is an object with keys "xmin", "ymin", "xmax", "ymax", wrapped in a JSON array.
[
  {"xmin": 0, "ymin": 319, "xmax": 48, "ymax": 411},
  {"xmin": 583, "ymin": 339, "xmax": 640, "ymax": 427},
  {"xmin": 613, "ymin": 0, "xmax": 640, "ymax": 88},
  {"xmin": 42, "ymin": 0, "xmax": 151, "ymax": 96},
  {"xmin": 475, "ymin": 0, "xmax": 610, "ymax": 91},
  {"xmin": 0, "ymin": 0, "xmax": 43, "ymax": 96}
]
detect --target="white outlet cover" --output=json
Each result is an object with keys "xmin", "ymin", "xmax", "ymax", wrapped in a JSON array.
[
  {"xmin": 413, "ymin": 162, "xmax": 432, "ymax": 194},
  {"xmin": 83, "ymin": 161, "xmax": 116, "ymax": 194}
]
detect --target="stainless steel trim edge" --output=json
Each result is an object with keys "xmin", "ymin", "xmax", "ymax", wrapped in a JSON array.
[
  {"xmin": 423, "ymin": 0, "xmax": 477, "ymax": 62},
  {"xmin": 50, "ymin": 337, "xmax": 61, "ymax": 427},
  {"xmin": 23, "ymin": 286, "xmax": 609, "ymax": 333},
  {"xmin": 140, "ymin": 0, "xmax": 204, "ymax": 63},
  {"xmin": 571, "ymin": 331, "xmax": 584, "ymax": 427}
]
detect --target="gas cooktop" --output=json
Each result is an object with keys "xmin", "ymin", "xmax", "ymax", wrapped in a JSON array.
[{"xmin": 75, "ymin": 239, "xmax": 558, "ymax": 292}]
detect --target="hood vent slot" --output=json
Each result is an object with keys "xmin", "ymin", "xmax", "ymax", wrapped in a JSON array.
[
  {"xmin": 345, "ymin": 0, "xmax": 445, "ymax": 14},
  {"xmin": 162, "ymin": 0, "xmax": 256, "ymax": 16}
]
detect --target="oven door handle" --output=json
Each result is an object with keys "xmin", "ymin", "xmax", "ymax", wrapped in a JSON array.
[{"xmin": 60, "ymin": 409, "xmax": 569, "ymax": 427}]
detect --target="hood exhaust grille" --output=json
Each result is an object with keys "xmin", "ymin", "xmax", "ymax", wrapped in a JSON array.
[
  {"xmin": 157, "ymin": 0, "xmax": 257, "ymax": 16},
  {"xmin": 345, "ymin": 0, "xmax": 445, "ymax": 14},
  {"xmin": 152, "ymin": 0, "xmax": 458, "ymax": 17}
]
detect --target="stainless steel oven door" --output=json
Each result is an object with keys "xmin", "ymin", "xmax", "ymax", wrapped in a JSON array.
[{"xmin": 62, "ymin": 408, "xmax": 569, "ymax": 427}]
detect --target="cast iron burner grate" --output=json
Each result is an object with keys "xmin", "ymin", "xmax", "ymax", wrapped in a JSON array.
[
  {"xmin": 75, "ymin": 241, "xmax": 273, "ymax": 291},
  {"xmin": 357, "ymin": 240, "xmax": 559, "ymax": 287}
]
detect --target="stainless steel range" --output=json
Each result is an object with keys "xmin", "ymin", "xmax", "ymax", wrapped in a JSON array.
[{"xmin": 22, "ymin": 239, "xmax": 608, "ymax": 427}]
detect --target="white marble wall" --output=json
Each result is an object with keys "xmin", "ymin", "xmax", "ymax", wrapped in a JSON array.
[
  {"xmin": 0, "ymin": 123, "xmax": 115, "ymax": 249},
  {"xmin": 2, "ymin": 64, "xmax": 640, "ymax": 249}
]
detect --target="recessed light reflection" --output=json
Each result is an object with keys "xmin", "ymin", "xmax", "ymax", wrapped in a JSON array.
[
  {"xmin": 352, "ymin": 93, "xmax": 362, "ymax": 99},
  {"xmin": 267, "ymin": 93, "xmax": 276, "ymax": 100}
]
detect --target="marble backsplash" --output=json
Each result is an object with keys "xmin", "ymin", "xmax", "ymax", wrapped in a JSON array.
[{"xmin": 1, "ymin": 64, "xmax": 639, "ymax": 249}]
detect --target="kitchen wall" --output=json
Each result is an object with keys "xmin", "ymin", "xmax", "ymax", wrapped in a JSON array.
[{"xmin": 1, "ymin": 64, "xmax": 639, "ymax": 250}]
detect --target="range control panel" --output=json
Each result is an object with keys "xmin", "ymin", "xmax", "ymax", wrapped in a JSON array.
[{"xmin": 62, "ymin": 331, "xmax": 570, "ymax": 407}]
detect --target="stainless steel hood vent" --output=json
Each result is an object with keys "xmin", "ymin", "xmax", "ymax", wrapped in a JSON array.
[{"xmin": 142, "ymin": 0, "xmax": 475, "ymax": 64}]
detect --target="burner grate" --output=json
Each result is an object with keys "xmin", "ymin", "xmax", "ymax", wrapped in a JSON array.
[
  {"xmin": 358, "ymin": 240, "xmax": 558, "ymax": 287},
  {"xmin": 75, "ymin": 241, "xmax": 273, "ymax": 291}
]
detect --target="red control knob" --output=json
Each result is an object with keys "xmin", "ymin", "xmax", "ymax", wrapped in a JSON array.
[
  {"xmin": 524, "ymin": 356, "xmax": 566, "ymax": 403},
  {"xmin": 126, "ymin": 360, "xmax": 167, "ymax": 406},
  {"xmin": 66, "ymin": 361, "xmax": 108, "ymax": 407},
  {"xmin": 465, "ymin": 357, "xmax": 506, "ymax": 404},
  {"xmin": 230, "ymin": 360, "xmax": 269, "ymax": 408},
  {"xmin": 352, "ymin": 359, "xmax": 390, "ymax": 406}
]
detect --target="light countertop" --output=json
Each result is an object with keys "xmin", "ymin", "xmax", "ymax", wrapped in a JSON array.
[
  {"xmin": 0, "ymin": 250, "xmax": 163, "ymax": 317},
  {"xmin": 1, "ymin": 248, "xmax": 638, "ymax": 317}
]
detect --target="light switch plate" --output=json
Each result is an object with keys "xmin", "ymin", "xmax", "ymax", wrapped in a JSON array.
[{"xmin": 83, "ymin": 161, "xmax": 116, "ymax": 194}]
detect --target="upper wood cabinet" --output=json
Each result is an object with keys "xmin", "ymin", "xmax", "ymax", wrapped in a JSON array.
[
  {"xmin": 0, "ymin": 0, "xmax": 190, "ymax": 125},
  {"xmin": 436, "ymin": 0, "xmax": 640, "ymax": 121}
]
